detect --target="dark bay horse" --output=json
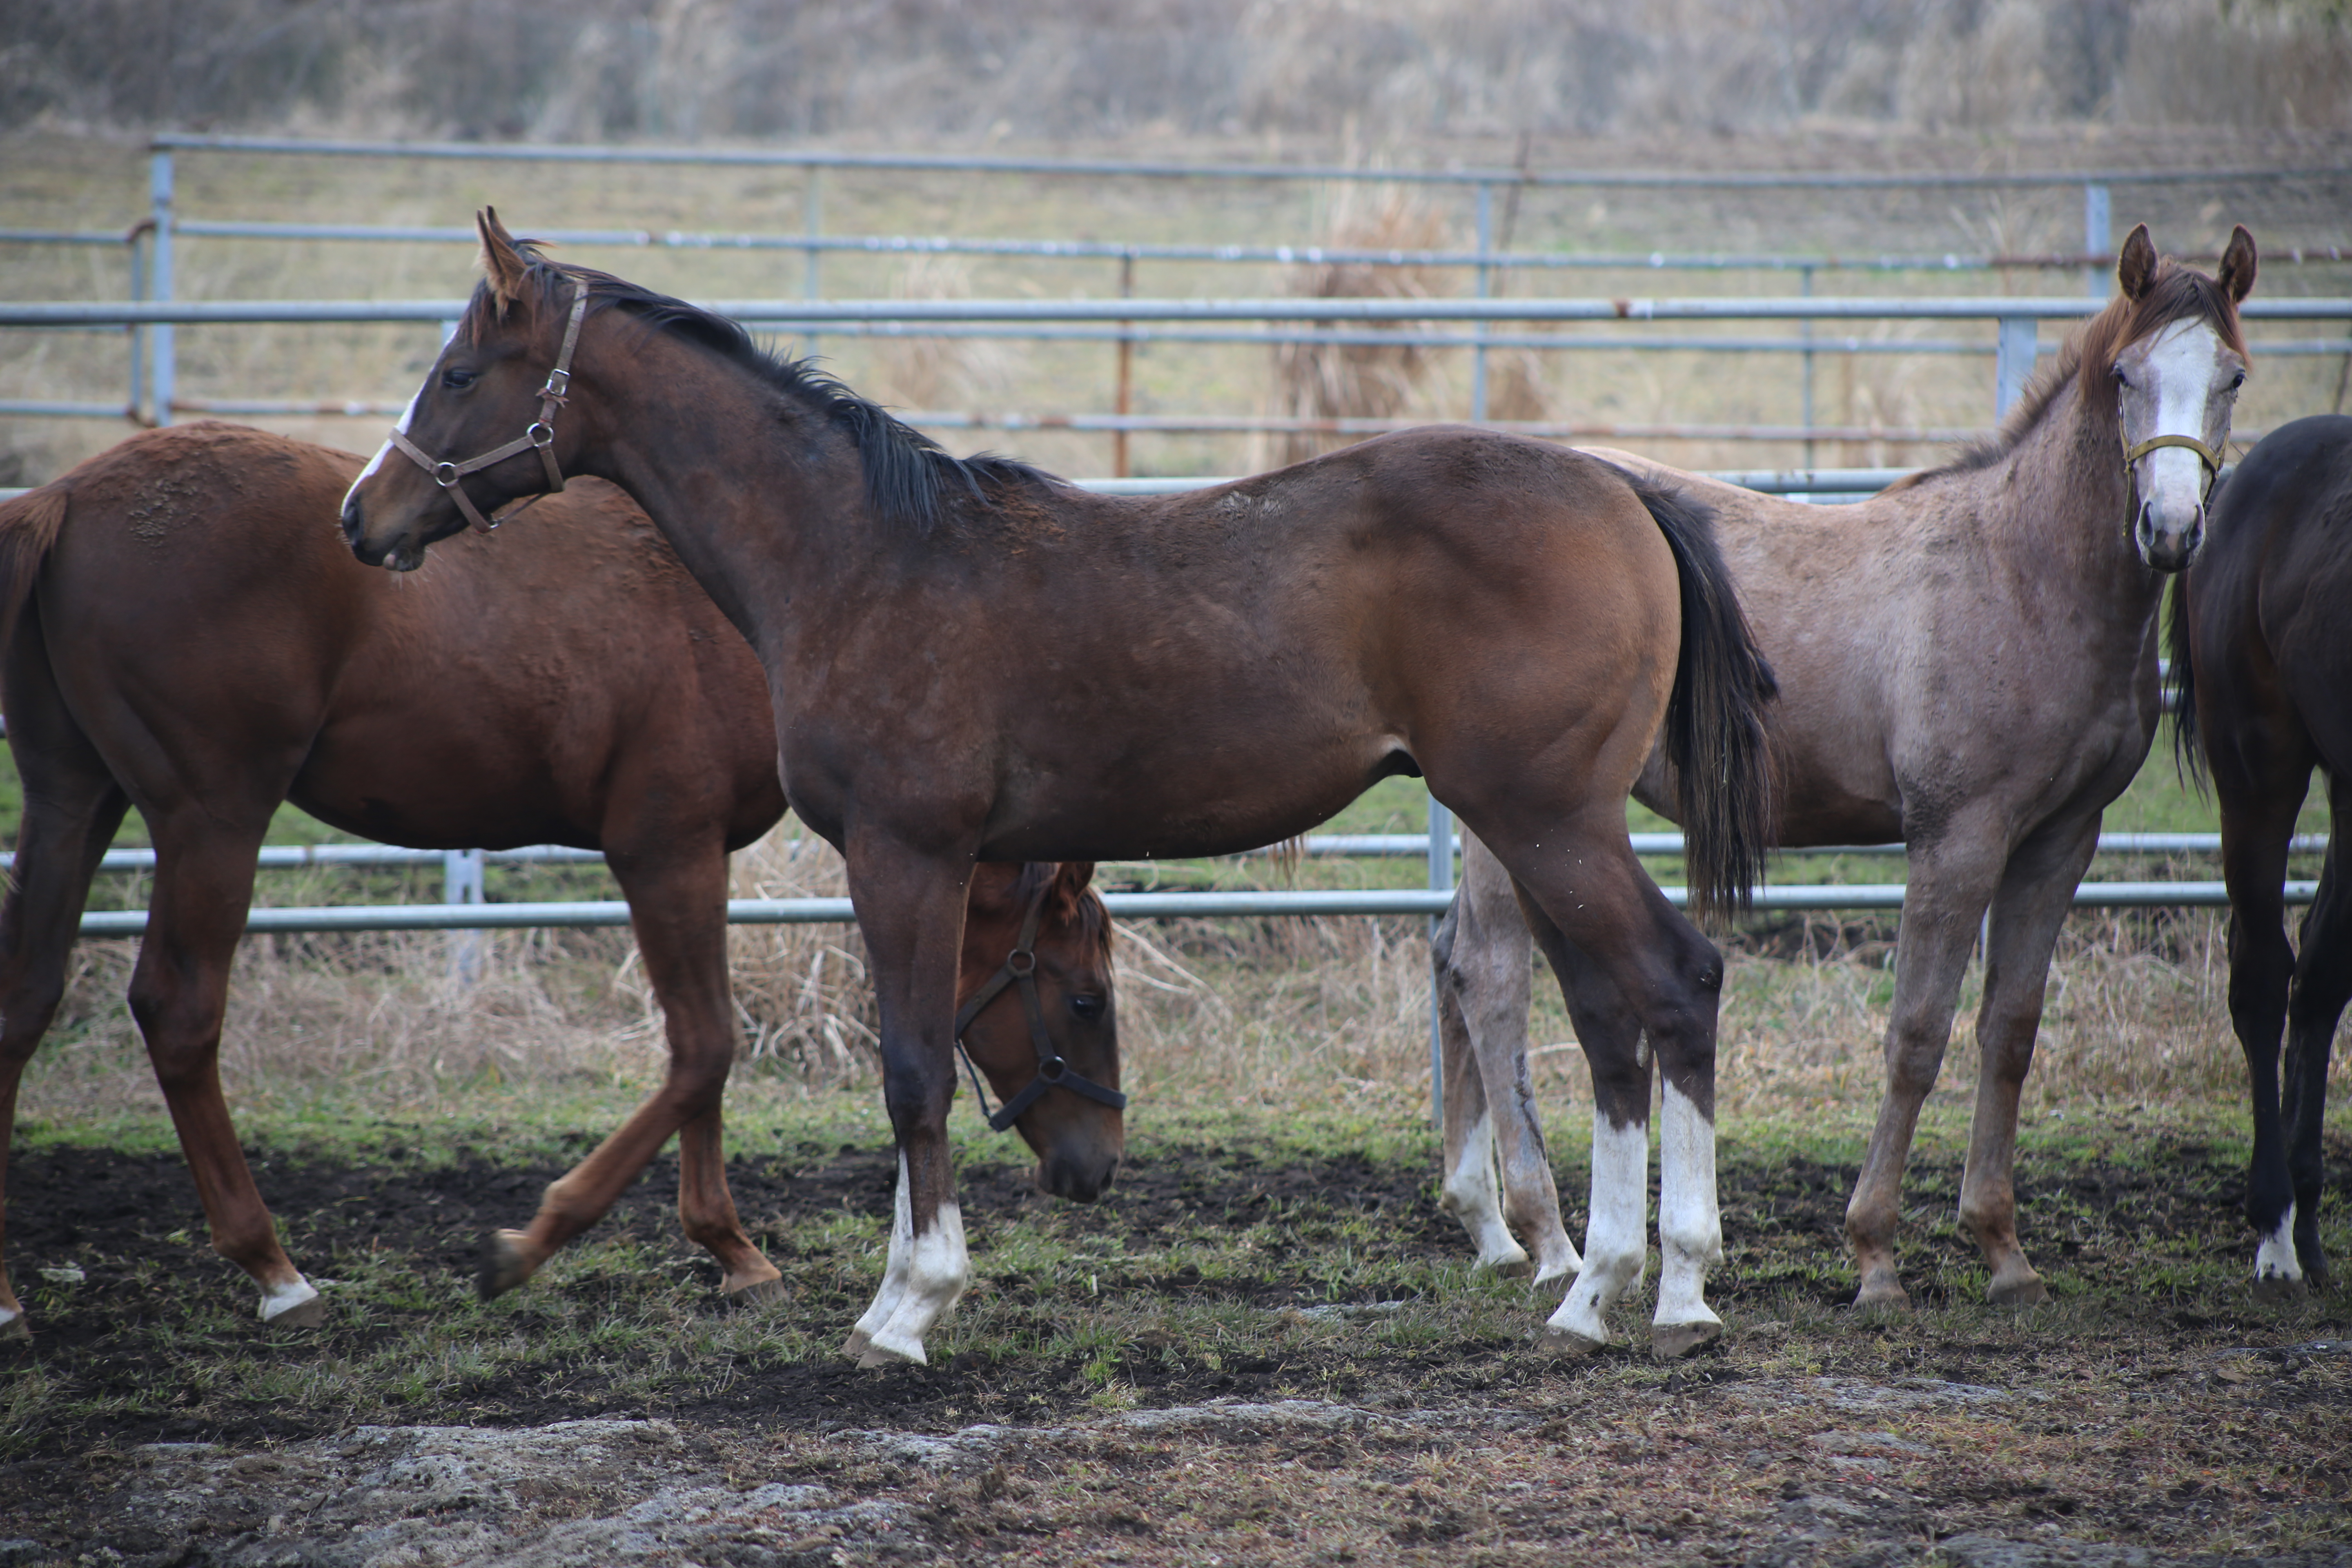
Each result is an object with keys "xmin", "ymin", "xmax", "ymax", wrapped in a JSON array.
[
  {"xmin": 1437, "ymin": 225, "xmax": 2257, "ymax": 1310},
  {"xmin": 339, "ymin": 211, "xmax": 1776, "ymax": 1363},
  {"xmin": 2171, "ymin": 412, "xmax": 2352, "ymax": 1298},
  {"xmin": 0, "ymin": 421, "xmax": 1119, "ymax": 1340}
]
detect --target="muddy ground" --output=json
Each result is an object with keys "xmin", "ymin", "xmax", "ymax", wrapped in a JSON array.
[{"xmin": 2, "ymin": 1130, "xmax": 2348, "ymax": 1565}]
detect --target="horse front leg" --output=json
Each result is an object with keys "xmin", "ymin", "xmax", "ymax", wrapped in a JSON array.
[
  {"xmin": 838, "ymin": 837, "xmax": 973, "ymax": 1367},
  {"xmin": 2280, "ymin": 779, "xmax": 2352, "ymax": 1287},
  {"xmin": 1845, "ymin": 826, "xmax": 2005, "ymax": 1311},
  {"xmin": 1960, "ymin": 813, "xmax": 2100, "ymax": 1306},
  {"xmin": 2214, "ymin": 760, "xmax": 2308, "ymax": 1298}
]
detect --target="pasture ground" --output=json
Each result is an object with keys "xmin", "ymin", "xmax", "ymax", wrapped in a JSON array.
[{"xmin": 3, "ymin": 1096, "xmax": 2347, "ymax": 1566}]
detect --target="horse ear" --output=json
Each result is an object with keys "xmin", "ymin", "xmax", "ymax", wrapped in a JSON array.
[
  {"xmin": 1057, "ymin": 861, "xmax": 1097, "ymax": 895},
  {"xmin": 476, "ymin": 207, "xmax": 531, "ymax": 317},
  {"xmin": 2116, "ymin": 224, "xmax": 2157, "ymax": 301},
  {"xmin": 2218, "ymin": 225, "xmax": 2258, "ymax": 304}
]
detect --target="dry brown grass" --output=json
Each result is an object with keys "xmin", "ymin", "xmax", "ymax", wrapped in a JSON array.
[{"xmin": 1262, "ymin": 182, "xmax": 1454, "ymax": 469}]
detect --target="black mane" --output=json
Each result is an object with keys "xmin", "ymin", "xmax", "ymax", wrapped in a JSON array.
[{"xmin": 480, "ymin": 252, "xmax": 1062, "ymax": 533}]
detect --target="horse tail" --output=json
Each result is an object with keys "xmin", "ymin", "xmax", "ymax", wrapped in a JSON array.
[
  {"xmin": 2165, "ymin": 574, "xmax": 2207, "ymax": 794},
  {"xmin": 0, "ymin": 481, "xmax": 69, "ymax": 659},
  {"xmin": 1628, "ymin": 474, "xmax": 1778, "ymax": 924}
]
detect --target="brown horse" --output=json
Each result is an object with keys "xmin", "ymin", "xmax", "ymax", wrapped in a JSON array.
[
  {"xmin": 2171, "ymin": 412, "xmax": 2352, "ymax": 1297},
  {"xmin": 0, "ymin": 421, "xmax": 1120, "ymax": 1340},
  {"xmin": 339, "ymin": 211, "xmax": 1775, "ymax": 1363},
  {"xmin": 1437, "ymin": 225, "xmax": 2257, "ymax": 1312}
]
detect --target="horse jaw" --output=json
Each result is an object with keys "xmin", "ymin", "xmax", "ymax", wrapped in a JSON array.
[{"xmin": 2120, "ymin": 318, "xmax": 2239, "ymax": 572}]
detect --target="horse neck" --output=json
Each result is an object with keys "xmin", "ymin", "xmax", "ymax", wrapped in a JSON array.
[
  {"xmin": 574, "ymin": 328, "xmax": 875, "ymax": 647},
  {"xmin": 1982, "ymin": 367, "xmax": 2163, "ymax": 635}
]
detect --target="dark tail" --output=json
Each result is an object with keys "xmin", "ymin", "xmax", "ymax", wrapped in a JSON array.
[
  {"xmin": 1629, "ymin": 475, "xmax": 1778, "ymax": 924},
  {"xmin": 0, "ymin": 482, "xmax": 69, "ymax": 659},
  {"xmin": 2165, "ymin": 573, "xmax": 2207, "ymax": 795}
]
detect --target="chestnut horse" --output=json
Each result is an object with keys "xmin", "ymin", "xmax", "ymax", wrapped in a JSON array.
[
  {"xmin": 339, "ymin": 212, "xmax": 1775, "ymax": 1364},
  {"xmin": 2171, "ymin": 412, "xmax": 2352, "ymax": 1297},
  {"xmin": 1436, "ymin": 225, "xmax": 2257, "ymax": 1310},
  {"xmin": 0, "ymin": 422, "xmax": 1119, "ymax": 1340}
]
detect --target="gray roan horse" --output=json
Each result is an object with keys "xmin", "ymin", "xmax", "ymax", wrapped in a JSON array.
[
  {"xmin": 0, "ymin": 422, "xmax": 1117, "ymax": 1339},
  {"xmin": 1436, "ymin": 224, "xmax": 2255, "ymax": 1310},
  {"xmin": 339, "ymin": 211, "xmax": 1777, "ymax": 1362}
]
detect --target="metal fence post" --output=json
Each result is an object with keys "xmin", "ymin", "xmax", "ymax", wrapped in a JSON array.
[
  {"xmin": 127, "ymin": 224, "xmax": 147, "ymax": 421},
  {"xmin": 1995, "ymin": 316, "xmax": 2036, "ymax": 419},
  {"xmin": 802, "ymin": 168, "xmax": 823, "ymax": 361},
  {"xmin": 1114, "ymin": 250, "xmax": 1135, "ymax": 478},
  {"xmin": 1470, "ymin": 183, "xmax": 1493, "ymax": 422},
  {"xmin": 148, "ymin": 149, "xmax": 175, "ymax": 426},
  {"xmin": 1800, "ymin": 263, "xmax": 1816, "ymax": 469},
  {"xmin": 2083, "ymin": 183, "xmax": 2111, "ymax": 298},
  {"xmin": 445, "ymin": 847, "xmax": 485, "ymax": 982},
  {"xmin": 1427, "ymin": 795, "xmax": 1454, "ymax": 1129}
]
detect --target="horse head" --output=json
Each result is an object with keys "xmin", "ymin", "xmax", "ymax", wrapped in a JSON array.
[
  {"xmin": 2109, "ymin": 222, "xmax": 2256, "ymax": 573},
  {"xmin": 341, "ymin": 208, "xmax": 589, "ymax": 572},
  {"xmin": 957, "ymin": 862, "xmax": 1124, "ymax": 1202}
]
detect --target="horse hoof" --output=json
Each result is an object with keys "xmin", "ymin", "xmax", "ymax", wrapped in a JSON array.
[
  {"xmin": 842, "ymin": 1326, "xmax": 874, "ymax": 1359},
  {"xmin": 1852, "ymin": 1278, "xmax": 1912, "ymax": 1312},
  {"xmin": 0, "ymin": 1312, "xmax": 27, "ymax": 1342},
  {"xmin": 2252, "ymin": 1271, "xmax": 2309, "ymax": 1303},
  {"xmin": 726, "ymin": 1276, "xmax": 787, "ymax": 1310},
  {"xmin": 1987, "ymin": 1272, "xmax": 2049, "ymax": 1307},
  {"xmin": 854, "ymin": 1335, "xmax": 924, "ymax": 1368},
  {"xmin": 1651, "ymin": 1319, "xmax": 1722, "ymax": 1360},
  {"xmin": 478, "ymin": 1230, "xmax": 536, "ymax": 1301},
  {"xmin": 1542, "ymin": 1324, "xmax": 1608, "ymax": 1356},
  {"xmin": 265, "ymin": 1294, "xmax": 328, "ymax": 1330},
  {"xmin": 1488, "ymin": 1256, "xmax": 1535, "ymax": 1280}
]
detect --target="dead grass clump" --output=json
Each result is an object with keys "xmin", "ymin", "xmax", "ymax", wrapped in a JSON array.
[
  {"xmin": 1263, "ymin": 183, "xmax": 1454, "ymax": 469},
  {"xmin": 17, "ymin": 925, "xmax": 658, "ymax": 1127},
  {"xmin": 723, "ymin": 827, "xmax": 879, "ymax": 1087}
]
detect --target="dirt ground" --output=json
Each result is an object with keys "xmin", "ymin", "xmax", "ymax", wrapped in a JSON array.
[{"xmin": 2, "ymin": 1130, "xmax": 2348, "ymax": 1566}]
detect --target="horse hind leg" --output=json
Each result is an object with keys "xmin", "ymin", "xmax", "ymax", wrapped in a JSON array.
[
  {"xmin": 0, "ymin": 726, "xmax": 131, "ymax": 1338},
  {"xmin": 1490, "ymin": 824, "xmax": 1724, "ymax": 1359},
  {"xmin": 484, "ymin": 845, "xmax": 783, "ymax": 1305}
]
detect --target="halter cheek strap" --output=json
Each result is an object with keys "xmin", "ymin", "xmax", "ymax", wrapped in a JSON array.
[
  {"xmin": 389, "ymin": 280, "xmax": 590, "ymax": 534},
  {"xmin": 2123, "ymin": 432, "xmax": 2226, "ymax": 487},
  {"xmin": 951, "ymin": 881, "xmax": 1127, "ymax": 1135}
]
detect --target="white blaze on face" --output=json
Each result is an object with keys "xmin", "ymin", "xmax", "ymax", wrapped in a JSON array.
[
  {"xmin": 2254, "ymin": 1203, "xmax": 2303, "ymax": 1289},
  {"xmin": 1546, "ymin": 1108, "xmax": 1648, "ymax": 1348},
  {"xmin": 343, "ymin": 383, "xmax": 424, "ymax": 511},
  {"xmin": 2127, "ymin": 319, "xmax": 2230, "ymax": 541},
  {"xmin": 1653, "ymin": 1080, "xmax": 1723, "ymax": 1334},
  {"xmin": 260, "ymin": 1275, "xmax": 321, "ymax": 1322}
]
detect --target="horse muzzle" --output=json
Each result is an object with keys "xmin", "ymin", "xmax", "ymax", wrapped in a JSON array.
[
  {"xmin": 2135, "ymin": 496, "xmax": 2205, "ymax": 574},
  {"xmin": 1037, "ymin": 1148, "xmax": 1121, "ymax": 1204}
]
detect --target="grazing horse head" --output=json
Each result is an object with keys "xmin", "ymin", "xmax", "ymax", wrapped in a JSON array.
[
  {"xmin": 2105, "ymin": 223, "xmax": 2256, "ymax": 572},
  {"xmin": 957, "ymin": 862, "xmax": 1123, "ymax": 1202}
]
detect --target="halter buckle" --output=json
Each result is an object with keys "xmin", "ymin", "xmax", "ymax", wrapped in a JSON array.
[{"xmin": 541, "ymin": 368, "xmax": 571, "ymax": 401}]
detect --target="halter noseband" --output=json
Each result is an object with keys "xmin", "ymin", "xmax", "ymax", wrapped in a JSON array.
[
  {"xmin": 389, "ymin": 278, "xmax": 590, "ymax": 534},
  {"xmin": 2123, "ymin": 432, "xmax": 2226, "ymax": 489},
  {"xmin": 952, "ymin": 878, "xmax": 1126, "ymax": 1134}
]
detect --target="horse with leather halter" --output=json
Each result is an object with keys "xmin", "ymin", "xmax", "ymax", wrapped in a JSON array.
[
  {"xmin": 339, "ymin": 210, "xmax": 1775, "ymax": 1364},
  {"xmin": 0, "ymin": 422, "xmax": 1118, "ymax": 1339}
]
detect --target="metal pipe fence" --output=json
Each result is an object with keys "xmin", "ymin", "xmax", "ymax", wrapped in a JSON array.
[{"xmin": 7, "ymin": 136, "xmax": 2346, "ymax": 463}]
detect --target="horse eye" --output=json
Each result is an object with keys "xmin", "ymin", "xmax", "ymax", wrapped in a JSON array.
[
  {"xmin": 2228, "ymin": 372, "xmax": 2245, "ymax": 391},
  {"xmin": 2111, "ymin": 367, "xmax": 2129, "ymax": 387},
  {"xmin": 441, "ymin": 366, "xmax": 477, "ymax": 391},
  {"xmin": 1068, "ymin": 994, "xmax": 1105, "ymax": 1021}
]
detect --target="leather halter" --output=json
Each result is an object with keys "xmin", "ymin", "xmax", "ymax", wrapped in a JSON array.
[
  {"xmin": 389, "ymin": 279, "xmax": 590, "ymax": 534},
  {"xmin": 2124, "ymin": 431, "xmax": 2226, "ymax": 488},
  {"xmin": 952, "ymin": 878, "xmax": 1126, "ymax": 1134}
]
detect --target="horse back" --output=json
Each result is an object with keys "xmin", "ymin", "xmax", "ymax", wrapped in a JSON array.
[{"xmin": 22, "ymin": 423, "xmax": 780, "ymax": 855}]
